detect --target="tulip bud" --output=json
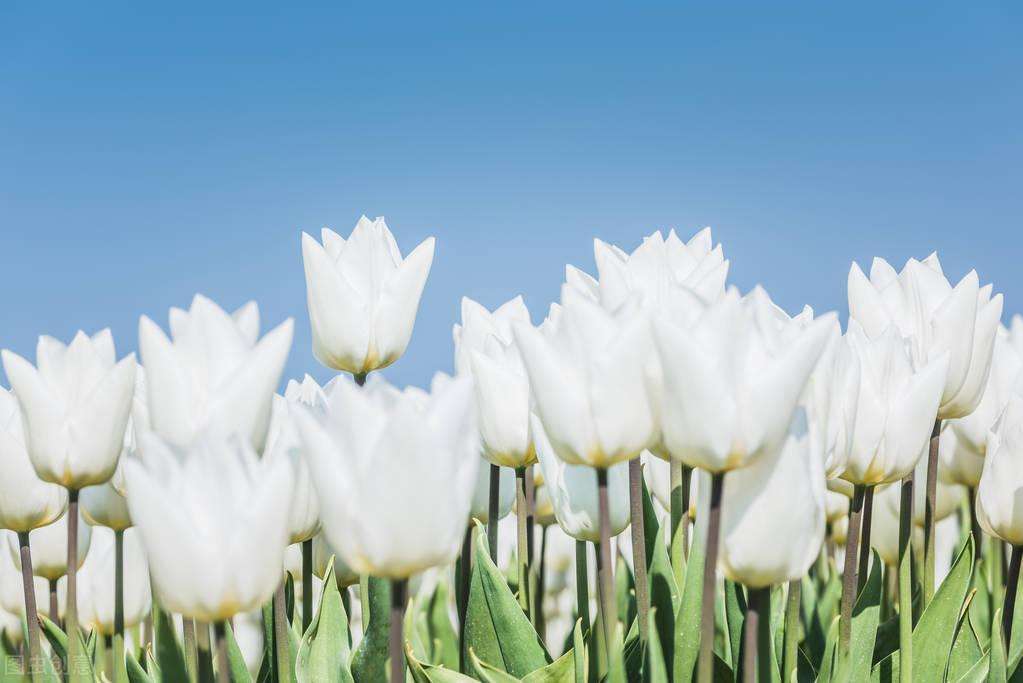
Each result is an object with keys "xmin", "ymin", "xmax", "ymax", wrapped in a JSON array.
[
  {"xmin": 139, "ymin": 295, "xmax": 293, "ymax": 454},
  {"xmin": 301, "ymin": 216, "xmax": 435, "ymax": 374},
  {"xmin": 125, "ymin": 431, "xmax": 293, "ymax": 621},
  {"xmin": 2, "ymin": 330, "xmax": 137, "ymax": 489},
  {"xmin": 295, "ymin": 374, "xmax": 478, "ymax": 579},
  {"xmin": 0, "ymin": 388, "xmax": 67, "ymax": 532}
]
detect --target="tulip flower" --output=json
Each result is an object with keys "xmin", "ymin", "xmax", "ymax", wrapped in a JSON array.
[
  {"xmin": 124, "ymin": 430, "xmax": 293, "ymax": 622},
  {"xmin": 139, "ymin": 295, "xmax": 293, "ymax": 453},
  {"xmin": 804, "ymin": 327, "xmax": 861, "ymax": 481},
  {"xmin": 469, "ymin": 456, "xmax": 514, "ymax": 524},
  {"xmin": 77, "ymin": 527, "xmax": 151, "ymax": 635},
  {"xmin": 8, "ymin": 511, "xmax": 92, "ymax": 582},
  {"xmin": 1, "ymin": 330, "xmax": 137, "ymax": 489},
  {"xmin": 883, "ymin": 452, "xmax": 964, "ymax": 527},
  {"xmin": 301, "ymin": 216, "xmax": 435, "ymax": 375},
  {"xmin": 868, "ymin": 485, "xmax": 906, "ymax": 567},
  {"xmin": 80, "ymin": 478, "xmax": 132, "ymax": 531},
  {"xmin": 848, "ymin": 254, "xmax": 1002, "ymax": 420},
  {"xmin": 533, "ymin": 416, "xmax": 630, "ymax": 543},
  {"xmin": 311, "ymin": 532, "xmax": 359, "ymax": 587}
]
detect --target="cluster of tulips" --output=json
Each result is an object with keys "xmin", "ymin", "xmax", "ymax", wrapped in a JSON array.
[{"xmin": 0, "ymin": 216, "xmax": 1020, "ymax": 683}]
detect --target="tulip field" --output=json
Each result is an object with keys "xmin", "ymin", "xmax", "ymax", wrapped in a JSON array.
[{"xmin": 1, "ymin": 216, "xmax": 1020, "ymax": 683}]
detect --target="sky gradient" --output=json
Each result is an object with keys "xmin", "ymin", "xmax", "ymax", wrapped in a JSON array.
[{"xmin": 2, "ymin": 3, "xmax": 1021, "ymax": 389}]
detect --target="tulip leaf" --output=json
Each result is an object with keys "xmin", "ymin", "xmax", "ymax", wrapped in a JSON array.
[
  {"xmin": 351, "ymin": 576, "xmax": 391, "ymax": 683},
  {"xmin": 406, "ymin": 644, "xmax": 477, "ymax": 683},
  {"xmin": 153, "ymin": 605, "xmax": 190, "ymax": 683},
  {"xmin": 645, "ymin": 608, "xmax": 669, "ymax": 683},
  {"xmin": 225, "ymin": 621, "xmax": 255, "ymax": 683},
  {"xmin": 991, "ymin": 609, "xmax": 1007, "ymax": 683},
  {"xmin": 642, "ymin": 477, "xmax": 678, "ymax": 672},
  {"xmin": 838, "ymin": 550, "xmax": 883, "ymax": 681},
  {"xmin": 127, "ymin": 649, "xmax": 154, "ymax": 683},
  {"xmin": 296, "ymin": 557, "xmax": 354, "ymax": 683},
  {"xmin": 911, "ymin": 536, "xmax": 974, "ymax": 681},
  {"xmin": 38, "ymin": 615, "xmax": 68, "ymax": 664},
  {"xmin": 722, "ymin": 580, "xmax": 746, "ymax": 670},
  {"xmin": 948, "ymin": 595, "xmax": 984, "ymax": 681},
  {"xmin": 672, "ymin": 501, "xmax": 705, "ymax": 682},
  {"xmin": 463, "ymin": 522, "xmax": 549, "ymax": 677},
  {"xmin": 469, "ymin": 648, "xmax": 522, "ymax": 682},
  {"xmin": 521, "ymin": 648, "xmax": 575, "ymax": 683},
  {"xmin": 615, "ymin": 554, "xmax": 636, "ymax": 634},
  {"xmin": 571, "ymin": 620, "xmax": 585, "ymax": 683},
  {"xmin": 418, "ymin": 578, "xmax": 459, "ymax": 670}
]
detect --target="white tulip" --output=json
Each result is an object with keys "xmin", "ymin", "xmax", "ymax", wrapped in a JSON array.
[
  {"xmin": 77, "ymin": 527, "xmax": 151, "ymax": 635},
  {"xmin": 848, "ymin": 255, "xmax": 1002, "ymax": 419},
  {"xmin": 0, "ymin": 388, "xmax": 67, "ymax": 532},
  {"xmin": 653, "ymin": 288, "xmax": 834, "ymax": 473},
  {"xmin": 720, "ymin": 415, "xmax": 826, "ymax": 588},
  {"xmin": 0, "ymin": 539, "xmax": 52, "ymax": 618},
  {"xmin": 805, "ymin": 327, "xmax": 861, "ymax": 480},
  {"xmin": 295, "ymin": 374, "xmax": 478, "ymax": 579},
  {"xmin": 0, "ymin": 604, "xmax": 21, "ymax": 646},
  {"xmin": 593, "ymin": 228, "xmax": 729, "ymax": 311},
  {"xmin": 469, "ymin": 457, "xmax": 514, "ymax": 524},
  {"xmin": 643, "ymin": 452, "xmax": 697, "ymax": 519},
  {"xmin": 311, "ymin": 533, "xmax": 359, "ymax": 587},
  {"xmin": 454, "ymin": 296, "xmax": 535, "ymax": 467},
  {"xmin": 883, "ymin": 450, "xmax": 965, "ymax": 526},
  {"xmin": 2, "ymin": 330, "xmax": 137, "ymax": 489},
  {"xmin": 233, "ymin": 610, "xmax": 265, "ymax": 677},
  {"xmin": 976, "ymin": 395, "xmax": 1023, "ymax": 545},
  {"xmin": 264, "ymin": 376, "xmax": 324, "ymax": 544},
  {"xmin": 841, "ymin": 321, "xmax": 949, "ymax": 486},
  {"xmin": 8, "ymin": 512, "xmax": 92, "ymax": 581},
  {"xmin": 514, "ymin": 287, "xmax": 657, "ymax": 469},
  {"xmin": 80, "ymin": 478, "xmax": 132, "ymax": 531},
  {"xmin": 870, "ymin": 485, "xmax": 903, "ymax": 566},
  {"xmin": 124, "ymin": 431, "xmax": 293, "ymax": 621},
  {"xmin": 533, "ymin": 416, "xmax": 629, "ymax": 543},
  {"xmin": 138, "ymin": 295, "xmax": 293, "ymax": 453},
  {"xmin": 824, "ymin": 489, "xmax": 849, "ymax": 525},
  {"xmin": 301, "ymin": 216, "xmax": 435, "ymax": 374}
]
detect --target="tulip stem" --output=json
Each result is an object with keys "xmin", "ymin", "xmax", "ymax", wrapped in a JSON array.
[
  {"xmin": 196, "ymin": 621, "xmax": 215, "ymax": 682},
  {"xmin": 535, "ymin": 524, "xmax": 548, "ymax": 642},
  {"xmin": 301, "ymin": 539, "xmax": 313, "ymax": 633},
  {"xmin": 596, "ymin": 468, "xmax": 618, "ymax": 664},
  {"xmin": 743, "ymin": 587, "xmax": 771, "ymax": 683},
  {"xmin": 213, "ymin": 621, "xmax": 231, "ymax": 683},
  {"xmin": 670, "ymin": 461, "xmax": 692, "ymax": 583},
  {"xmin": 389, "ymin": 578, "xmax": 408, "ymax": 682},
  {"xmin": 990, "ymin": 537, "xmax": 1005, "ymax": 619},
  {"xmin": 628, "ymin": 458, "xmax": 649, "ymax": 643},
  {"xmin": 114, "ymin": 529, "xmax": 126, "ymax": 683},
  {"xmin": 65, "ymin": 488, "xmax": 82, "ymax": 683},
  {"xmin": 48, "ymin": 578, "xmax": 59, "ymax": 623},
  {"xmin": 783, "ymin": 579, "xmax": 801, "ymax": 681},
  {"xmin": 858, "ymin": 486, "xmax": 875, "ymax": 591},
  {"xmin": 16, "ymin": 532, "xmax": 42, "ymax": 682},
  {"xmin": 697, "ymin": 472, "xmax": 725, "ymax": 683},
  {"xmin": 487, "ymin": 464, "xmax": 500, "ymax": 560},
  {"xmin": 839, "ymin": 484, "xmax": 865, "ymax": 657},
  {"xmin": 968, "ymin": 487, "xmax": 983, "ymax": 561},
  {"xmin": 273, "ymin": 583, "xmax": 292, "ymax": 683},
  {"xmin": 183, "ymin": 619, "xmax": 198, "ymax": 681},
  {"xmin": 922, "ymin": 419, "xmax": 941, "ymax": 606},
  {"xmin": 458, "ymin": 526, "xmax": 472, "ymax": 672},
  {"xmin": 525, "ymin": 466, "xmax": 536, "ymax": 565},
  {"xmin": 575, "ymin": 540, "xmax": 590, "ymax": 634},
  {"xmin": 898, "ymin": 475, "xmax": 914, "ymax": 683},
  {"xmin": 1004, "ymin": 546, "xmax": 1022, "ymax": 649},
  {"xmin": 515, "ymin": 467, "xmax": 531, "ymax": 617}
]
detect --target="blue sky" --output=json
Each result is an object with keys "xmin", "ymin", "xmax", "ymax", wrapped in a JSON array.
[{"xmin": 2, "ymin": 3, "xmax": 1021, "ymax": 389}]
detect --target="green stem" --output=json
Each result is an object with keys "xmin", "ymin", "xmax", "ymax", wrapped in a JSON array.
[
  {"xmin": 858, "ymin": 486, "xmax": 874, "ymax": 591},
  {"xmin": 898, "ymin": 475, "xmax": 914, "ymax": 683},
  {"xmin": 1004, "ymin": 546, "xmax": 1022, "ymax": 649},
  {"xmin": 16, "ymin": 532, "xmax": 42, "ymax": 683},
  {"xmin": 596, "ymin": 468, "xmax": 618, "ymax": 664},
  {"xmin": 458, "ymin": 526, "xmax": 471, "ymax": 672},
  {"xmin": 628, "ymin": 458, "xmax": 649, "ymax": 643},
  {"xmin": 923, "ymin": 419, "xmax": 941, "ymax": 606},
  {"xmin": 575, "ymin": 540, "xmax": 590, "ymax": 633},
  {"xmin": 697, "ymin": 472, "xmax": 724, "ymax": 683},
  {"xmin": 990, "ymin": 536, "xmax": 1005, "ymax": 618},
  {"xmin": 273, "ymin": 582, "xmax": 292, "ymax": 683},
  {"xmin": 213, "ymin": 621, "xmax": 231, "ymax": 683},
  {"xmin": 968, "ymin": 487, "xmax": 983, "ymax": 562},
  {"xmin": 114, "ymin": 529, "xmax": 127, "ymax": 683},
  {"xmin": 535, "ymin": 525, "xmax": 548, "ymax": 642},
  {"xmin": 66, "ymin": 489, "xmax": 82, "ymax": 682},
  {"xmin": 743, "ymin": 587, "xmax": 772, "ymax": 683},
  {"xmin": 390, "ymin": 579, "xmax": 408, "ymax": 682},
  {"xmin": 487, "ymin": 464, "xmax": 500, "ymax": 560},
  {"xmin": 183, "ymin": 618, "xmax": 198, "ymax": 681},
  {"xmin": 783, "ymin": 580, "xmax": 800, "ymax": 682},
  {"xmin": 302, "ymin": 539, "xmax": 313, "ymax": 633},
  {"xmin": 669, "ymin": 461, "xmax": 686, "ymax": 587},
  {"xmin": 515, "ymin": 467, "xmax": 531, "ymax": 617},
  {"xmin": 839, "ymin": 484, "xmax": 865, "ymax": 657},
  {"xmin": 196, "ymin": 621, "xmax": 215, "ymax": 683}
]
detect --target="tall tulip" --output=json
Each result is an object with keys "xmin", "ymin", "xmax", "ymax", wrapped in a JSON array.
[
  {"xmin": 138, "ymin": 295, "xmax": 293, "ymax": 454},
  {"xmin": 2, "ymin": 330, "xmax": 135, "ymax": 681},
  {"xmin": 7, "ymin": 511, "xmax": 92, "ymax": 583},
  {"xmin": 301, "ymin": 216, "xmax": 435, "ymax": 375},
  {"xmin": 77, "ymin": 527, "xmax": 151, "ymax": 636},
  {"xmin": 295, "ymin": 373, "xmax": 477, "ymax": 682},
  {"xmin": 125, "ymin": 429, "xmax": 292, "ymax": 676}
]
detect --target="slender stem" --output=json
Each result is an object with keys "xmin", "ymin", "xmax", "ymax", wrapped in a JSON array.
[
  {"xmin": 143, "ymin": 612, "xmax": 153, "ymax": 650},
  {"xmin": 968, "ymin": 487, "xmax": 983, "ymax": 561},
  {"xmin": 213, "ymin": 621, "xmax": 231, "ymax": 683},
  {"xmin": 390, "ymin": 579, "xmax": 408, "ymax": 682},
  {"xmin": 515, "ymin": 467, "xmax": 531, "ymax": 616},
  {"xmin": 923, "ymin": 418, "xmax": 941, "ymax": 605},
  {"xmin": 301, "ymin": 540, "xmax": 313, "ymax": 633},
  {"xmin": 596, "ymin": 468, "xmax": 618, "ymax": 660},
  {"xmin": 898, "ymin": 475, "xmax": 914, "ymax": 683},
  {"xmin": 183, "ymin": 618, "xmax": 198, "ymax": 681},
  {"xmin": 783, "ymin": 580, "xmax": 801, "ymax": 682},
  {"xmin": 354, "ymin": 372, "xmax": 367, "ymax": 387},
  {"xmin": 697, "ymin": 472, "xmax": 725, "ymax": 683},
  {"xmin": 66, "ymin": 488, "xmax": 81, "ymax": 682},
  {"xmin": 628, "ymin": 458, "xmax": 649, "ymax": 642},
  {"xmin": 681, "ymin": 464, "xmax": 692, "ymax": 559},
  {"xmin": 487, "ymin": 464, "xmax": 500, "ymax": 560},
  {"xmin": 858, "ymin": 486, "xmax": 875, "ymax": 591},
  {"xmin": 17, "ymin": 532, "xmax": 42, "ymax": 682},
  {"xmin": 839, "ymin": 484, "xmax": 865, "ymax": 656},
  {"xmin": 669, "ymin": 460, "xmax": 685, "ymax": 586},
  {"xmin": 196, "ymin": 621, "xmax": 215, "ymax": 682},
  {"xmin": 1004, "ymin": 546, "xmax": 1022, "ymax": 649},
  {"xmin": 114, "ymin": 529, "xmax": 126, "ymax": 683},
  {"xmin": 273, "ymin": 582, "xmax": 292, "ymax": 683},
  {"xmin": 575, "ymin": 540, "xmax": 590, "ymax": 633},
  {"xmin": 535, "ymin": 525, "xmax": 548, "ymax": 642},
  {"xmin": 48, "ymin": 579, "xmax": 58, "ymax": 623},
  {"xmin": 525, "ymin": 466, "xmax": 536, "ymax": 565},
  {"xmin": 744, "ymin": 587, "xmax": 772, "ymax": 683},
  {"xmin": 458, "ymin": 526, "xmax": 471, "ymax": 672},
  {"xmin": 105, "ymin": 634, "xmax": 114, "ymax": 678},
  {"xmin": 990, "ymin": 536, "xmax": 1005, "ymax": 619}
]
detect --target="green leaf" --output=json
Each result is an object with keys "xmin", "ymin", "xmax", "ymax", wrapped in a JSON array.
[
  {"xmin": 614, "ymin": 554, "xmax": 636, "ymax": 634},
  {"xmin": 642, "ymin": 477, "xmax": 678, "ymax": 672},
  {"xmin": 469, "ymin": 648, "xmax": 522, "ymax": 682},
  {"xmin": 463, "ymin": 522, "xmax": 549, "ymax": 677},
  {"xmin": 644, "ymin": 608, "xmax": 668, "ymax": 683},
  {"xmin": 37, "ymin": 615, "xmax": 67, "ymax": 664},
  {"xmin": 296, "ymin": 557, "xmax": 354, "ymax": 683},
  {"xmin": 672, "ymin": 505, "xmax": 706, "ymax": 682},
  {"xmin": 351, "ymin": 576, "xmax": 391, "ymax": 683},
  {"xmin": 225, "ymin": 622, "xmax": 255, "ymax": 683},
  {"xmin": 991, "ymin": 609, "xmax": 1007, "ymax": 683},
  {"xmin": 423, "ymin": 579, "xmax": 459, "ymax": 670},
  {"xmin": 948, "ymin": 591, "xmax": 984, "ymax": 682},
  {"xmin": 571, "ymin": 620, "xmax": 585, "ymax": 683},
  {"xmin": 127, "ymin": 650, "xmax": 154, "ymax": 683},
  {"xmin": 722, "ymin": 580, "xmax": 746, "ymax": 670},
  {"xmin": 911, "ymin": 536, "xmax": 975, "ymax": 681},
  {"xmin": 840, "ymin": 550, "xmax": 883, "ymax": 681},
  {"xmin": 970, "ymin": 557, "xmax": 992, "ymax": 650},
  {"xmin": 807, "ymin": 569, "xmax": 841, "ymax": 669},
  {"xmin": 521, "ymin": 648, "xmax": 575, "ymax": 683},
  {"xmin": 406, "ymin": 644, "xmax": 479, "ymax": 683}
]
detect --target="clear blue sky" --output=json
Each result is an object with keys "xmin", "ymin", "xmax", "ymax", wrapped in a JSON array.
[{"xmin": 2, "ymin": 3, "xmax": 1021, "ymax": 389}]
